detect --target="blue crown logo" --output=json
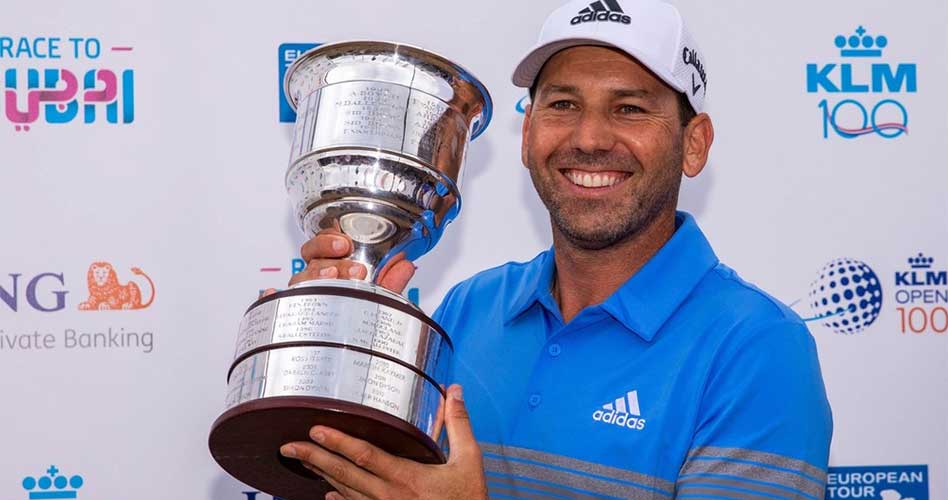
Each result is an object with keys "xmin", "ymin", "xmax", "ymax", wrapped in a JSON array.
[
  {"xmin": 834, "ymin": 26, "xmax": 888, "ymax": 58},
  {"xmin": 908, "ymin": 252, "xmax": 934, "ymax": 269},
  {"xmin": 22, "ymin": 466, "xmax": 83, "ymax": 499}
]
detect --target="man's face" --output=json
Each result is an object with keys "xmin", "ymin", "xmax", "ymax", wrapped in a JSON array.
[{"xmin": 522, "ymin": 46, "xmax": 686, "ymax": 250}]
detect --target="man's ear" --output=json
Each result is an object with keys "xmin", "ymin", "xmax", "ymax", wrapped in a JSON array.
[
  {"xmin": 521, "ymin": 103, "xmax": 533, "ymax": 168},
  {"xmin": 682, "ymin": 113, "xmax": 714, "ymax": 178}
]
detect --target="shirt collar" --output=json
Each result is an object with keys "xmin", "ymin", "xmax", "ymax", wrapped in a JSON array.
[
  {"xmin": 503, "ymin": 211, "xmax": 719, "ymax": 342},
  {"xmin": 503, "ymin": 248, "xmax": 557, "ymax": 324}
]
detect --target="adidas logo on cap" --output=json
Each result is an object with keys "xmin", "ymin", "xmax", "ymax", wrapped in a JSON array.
[
  {"xmin": 591, "ymin": 390, "xmax": 647, "ymax": 431},
  {"xmin": 570, "ymin": 0, "xmax": 632, "ymax": 26}
]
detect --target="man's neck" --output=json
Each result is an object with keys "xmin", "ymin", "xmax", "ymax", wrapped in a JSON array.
[{"xmin": 551, "ymin": 208, "xmax": 677, "ymax": 323}]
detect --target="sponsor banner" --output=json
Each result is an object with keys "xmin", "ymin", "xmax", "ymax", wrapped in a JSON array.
[
  {"xmin": 277, "ymin": 42, "xmax": 319, "ymax": 123},
  {"xmin": 0, "ymin": 34, "xmax": 135, "ymax": 132},
  {"xmin": 1, "ymin": 261, "xmax": 157, "ymax": 354},
  {"xmin": 826, "ymin": 465, "xmax": 929, "ymax": 500},
  {"xmin": 791, "ymin": 252, "xmax": 947, "ymax": 337},
  {"xmin": 256, "ymin": 255, "xmax": 419, "ymax": 304},
  {"xmin": 806, "ymin": 26, "xmax": 915, "ymax": 140},
  {"xmin": 893, "ymin": 253, "xmax": 948, "ymax": 335},
  {"xmin": 19, "ymin": 465, "xmax": 85, "ymax": 500}
]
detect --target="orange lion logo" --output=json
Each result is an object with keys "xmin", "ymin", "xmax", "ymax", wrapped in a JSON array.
[{"xmin": 77, "ymin": 262, "xmax": 155, "ymax": 311}]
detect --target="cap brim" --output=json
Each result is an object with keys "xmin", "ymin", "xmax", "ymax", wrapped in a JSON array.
[
  {"xmin": 512, "ymin": 38, "xmax": 614, "ymax": 88},
  {"xmin": 511, "ymin": 37, "xmax": 686, "ymax": 96}
]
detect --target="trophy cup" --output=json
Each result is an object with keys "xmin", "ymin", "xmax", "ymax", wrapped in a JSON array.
[{"xmin": 208, "ymin": 41, "xmax": 492, "ymax": 499}]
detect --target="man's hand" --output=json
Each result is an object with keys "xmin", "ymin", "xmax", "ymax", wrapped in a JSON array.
[
  {"xmin": 288, "ymin": 229, "xmax": 415, "ymax": 293},
  {"xmin": 280, "ymin": 385, "xmax": 487, "ymax": 500}
]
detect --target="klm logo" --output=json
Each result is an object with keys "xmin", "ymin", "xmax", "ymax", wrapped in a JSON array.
[
  {"xmin": 807, "ymin": 26, "xmax": 916, "ymax": 93},
  {"xmin": 895, "ymin": 254, "xmax": 946, "ymax": 287},
  {"xmin": 893, "ymin": 253, "xmax": 948, "ymax": 336},
  {"xmin": 807, "ymin": 26, "xmax": 914, "ymax": 139},
  {"xmin": 807, "ymin": 65, "xmax": 916, "ymax": 94},
  {"xmin": 22, "ymin": 465, "xmax": 83, "ymax": 499}
]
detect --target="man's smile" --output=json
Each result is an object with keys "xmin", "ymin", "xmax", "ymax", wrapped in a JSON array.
[{"xmin": 560, "ymin": 168, "xmax": 632, "ymax": 191}]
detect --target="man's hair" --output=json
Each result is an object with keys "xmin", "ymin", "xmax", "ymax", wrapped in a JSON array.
[
  {"xmin": 528, "ymin": 83, "xmax": 697, "ymax": 127},
  {"xmin": 675, "ymin": 92, "xmax": 697, "ymax": 127}
]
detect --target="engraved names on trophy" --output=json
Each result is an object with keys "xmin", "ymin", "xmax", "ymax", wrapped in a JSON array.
[
  {"xmin": 310, "ymin": 82, "xmax": 410, "ymax": 151},
  {"xmin": 232, "ymin": 294, "xmax": 430, "ymax": 373},
  {"xmin": 233, "ymin": 300, "xmax": 277, "ymax": 357},
  {"xmin": 224, "ymin": 346, "xmax": 423, "ymax": 421},
  {"xmin": 405, "ymin": 92, "xmax": 451, "ymax": 156}
]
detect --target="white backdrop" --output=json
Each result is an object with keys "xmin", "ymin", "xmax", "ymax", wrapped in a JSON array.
[{"xmin": 1, "ymin": 1, "xmax": 945, "ymax": 499}]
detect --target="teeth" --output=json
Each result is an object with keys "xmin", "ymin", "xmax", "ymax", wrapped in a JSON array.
[{"xmin": 565, "ymin": 170, "xmax": 624, "ymax": 188}]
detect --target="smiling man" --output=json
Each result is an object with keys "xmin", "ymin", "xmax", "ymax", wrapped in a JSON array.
[{"xmin": 279, "ymin": 1, "xmax": 833, "ymax": 499}]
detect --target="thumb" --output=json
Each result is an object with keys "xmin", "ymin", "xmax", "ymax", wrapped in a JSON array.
[{"xmin": 444, "ymin": 384, "xmax": 479, "ymax": 463}]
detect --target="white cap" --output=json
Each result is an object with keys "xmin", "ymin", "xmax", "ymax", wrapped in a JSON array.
[{"xmin": 512, "ymin": 0, "xmax": 708, "ymax": 113}]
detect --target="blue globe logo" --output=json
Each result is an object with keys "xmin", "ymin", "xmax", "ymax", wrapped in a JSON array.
[{"xmin": 807, "ymin": 258, "xmax": 883, "ymax": 334}]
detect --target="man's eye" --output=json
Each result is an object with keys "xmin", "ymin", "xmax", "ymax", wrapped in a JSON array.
[
  {"xmin": 549, "ymin": 100, "xmax": 575, "ymax": 110},
  {"xmin": 618, "ymin": 104, "xmax": 644, "ymax": 114}
]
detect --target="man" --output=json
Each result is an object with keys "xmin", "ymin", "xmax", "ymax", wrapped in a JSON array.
[{"xmin": 277, "ymin": 0, "xmax": 833, "ymax": 498}]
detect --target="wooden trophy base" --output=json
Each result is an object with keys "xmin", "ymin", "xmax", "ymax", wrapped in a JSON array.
[{"xmin": 208, "ymin": 396, "xmax": 445, "ymax": 499}]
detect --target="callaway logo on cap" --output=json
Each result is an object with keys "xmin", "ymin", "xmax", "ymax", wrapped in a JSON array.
[{"xmin": 512, "ymin": 0, "xmax": 709, "ymax": 112}]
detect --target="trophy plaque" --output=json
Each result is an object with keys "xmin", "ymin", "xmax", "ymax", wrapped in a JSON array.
[{"xmin": 208, "ymin": 40, "xmax": 492, "ymax": 499}]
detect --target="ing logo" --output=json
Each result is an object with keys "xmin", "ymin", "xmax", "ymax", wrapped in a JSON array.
[
  {"xmin": 77, "ymin": 262, "xmax": 155, "ymax": 311},
  {"xmin": 0, "ymin": 261, "xmax": 156, "ymax": 313}
]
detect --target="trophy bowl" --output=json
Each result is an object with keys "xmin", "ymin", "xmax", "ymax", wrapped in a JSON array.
[{"xmin": 208, "ymin": 40, "xmax": 492, "ymax": 499}]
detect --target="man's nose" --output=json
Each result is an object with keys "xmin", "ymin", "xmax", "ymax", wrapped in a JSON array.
[{"xmin": 570, "ymin": 109, "xmax": 617, "ymax": 154}]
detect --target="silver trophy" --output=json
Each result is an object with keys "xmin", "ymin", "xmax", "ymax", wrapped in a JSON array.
[{"xmin": 208, "ymin": 41, "xmax": 491, "ymax": 499}]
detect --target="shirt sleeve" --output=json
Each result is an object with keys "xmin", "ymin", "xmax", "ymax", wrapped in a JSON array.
[{"xmin": 675, "ymin": 320, "xmax": 833, "ymax": 500}]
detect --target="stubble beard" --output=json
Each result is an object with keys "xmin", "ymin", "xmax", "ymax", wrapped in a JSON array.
[{"xmin": 527, "ymin": 142, "xmax": 684, "ymax": 251}]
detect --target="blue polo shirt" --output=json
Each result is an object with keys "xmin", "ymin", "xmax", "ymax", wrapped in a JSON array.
[{"xmin": 433, "ymin": 212, "xmax": 832, "ymax": 500}]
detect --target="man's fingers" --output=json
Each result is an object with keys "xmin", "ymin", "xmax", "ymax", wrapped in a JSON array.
[
  {"xmin": 288, "ymin": 260, "xmax": 367, "ymax": 287},
  {"xmin": 280, "ymin": 442, "xmax": 383, "ymax": 497},
  {"xmin": 307, "ymin": 426, "xmax": 406, "ymax": 480},
  {"xmin": 301, "ymin": 231, "xmax": 352, "ymax": 262},
  {"xmin": 322, "ymin": 475, "xmax": 371, "ymax": 500},
  {"xmin": 299, "ymin": 462, "xmax": 355, "ymax": 500},
  {"xmin": 444, "ymin": 384, "xmax": 481, "ymax": 464},
  {"xmin": 378, "ymin": 260, "xmax": 416, "ymax": 294}
]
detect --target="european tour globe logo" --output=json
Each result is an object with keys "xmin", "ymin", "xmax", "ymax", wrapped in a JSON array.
[{"xmin": 803, "ymin": 258, "xmax": 883, "ymax": 334}]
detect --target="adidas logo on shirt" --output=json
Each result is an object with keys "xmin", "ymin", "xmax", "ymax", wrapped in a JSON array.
[
  {"xmin": 570, "ymin": 0, "xmax": 632, "ymax": 25},
  {"xmin": 591, "ymin": 390, "xmax": 647, "ymax": 431}
]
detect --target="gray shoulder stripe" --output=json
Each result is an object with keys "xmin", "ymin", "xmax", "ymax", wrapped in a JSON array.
[
  {"xmin": 484, "ymin": 456, "xmax": 667, "ymax": 500},
  {"xmin": 481, "ymin": 442, "xmax": 675, "ymax": 494},
  {"xmin": 679, "ymin": 459, "xmax": 824, "ymax": 498},
  {"xmin": 676, "ymin": 485, "xmax": 785, "ymax": 500},
  {"xmin": 487, "ymin": 476, "xmax": 604, "ymax": 500},
  {"xmin": 686, "ymin": 446, "xmax": 827, "ymax": 484},
  {"xmin": 487, "ymin": 482, "xmax": 573, "ymax": 500},
  {"xmin": 677, "ymin": 475, "xmax": 819, "ymax": 500}
]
